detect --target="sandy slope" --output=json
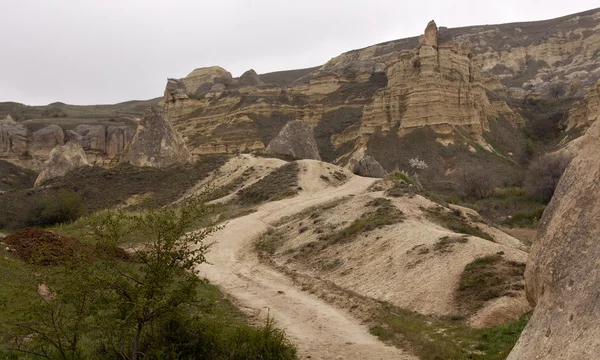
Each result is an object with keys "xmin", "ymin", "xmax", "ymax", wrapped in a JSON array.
[{"xmin": 195, "ymin": 175, "xmax": 415, "ymax": 360}]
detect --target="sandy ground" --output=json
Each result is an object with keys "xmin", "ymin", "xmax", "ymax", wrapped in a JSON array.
[{"xmin": 195, "ymin": 174, "xmax": 415, "ymax": 360}]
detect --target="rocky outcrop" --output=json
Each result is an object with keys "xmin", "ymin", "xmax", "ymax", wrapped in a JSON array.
[
  {"xmin": 238, "ymin": 69, "xmax": 264, "ymax": 87},
  {"xmin": 65, "ymin": 124, "xmax": 135, "ymax": 163},
  {"xmin": 30, "ymin": 125, "xmax": 65, "ymax": 158},
  {"xmin": 567, "ymin": 80, "xmax": 600, "ymax": 129},
  {"xmin": 180, "ymin": 66, "xmax": 233, "ymax": 96},
  {"xmin": 351, "ymin": 155, "xmax": 387, "ymax": 178},
  {"xmin": 34, "ymin": 142, "xmax": 90, "ymax": 186},
  {"xmin": 266, "ymin": 120, "xmax": 321, "ymax": 160},
  {"xmin": 0, "ymin": 115, "xmax": 29, "ymax": 157},
  {"xmin": 120, "ymin": 107, "xmax": 192, "ymax": 168},
  {"xmin": 508, "ymin": 118, "xmax": 600, "ymax": 359}
]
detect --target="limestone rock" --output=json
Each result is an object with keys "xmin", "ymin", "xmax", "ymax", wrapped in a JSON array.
[
  {"xmin": 351, "ymin": 155, "xmax": 387, "ymax": 178},
  {"xmin": 238, "ymin": 69, "xmax": 264, "ymax": 87},
  {"xmin": 0, "ymin": 115, "xmax": 28, "ymax": 156},
  {"xmin": 34, "ymin": 142, "xmax": 90, "ymax": 186},
  {"xmin": 266, "ymin": 120, "xmax": 321, "ymax": 160},
  {"xmin": 106, "ymin": 126, "xmax": 135, "ymax": 157},
  {"xmin": 30, "ymin": 125, "xmax": 64, "ymax": 158},
  {"xmin": 507, "ymin": 118, "xmax": 600, "ymax": 359},
  {"xmin": 72, "ymin": 125, "xmax": 106, "ymax": 153},
  {"xmin": 120, "ymin": 107, "xmax": 192, "ymax": 168}
]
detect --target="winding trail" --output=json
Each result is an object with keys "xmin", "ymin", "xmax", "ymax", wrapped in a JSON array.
[{"xmin": 195, "ymin": 176, "xmax": 415, "ymax": 360}]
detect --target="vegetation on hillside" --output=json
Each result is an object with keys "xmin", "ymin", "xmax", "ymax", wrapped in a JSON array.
[{"xmin": 0, "ymin": 198, "xmax": 297, "ymax": 360}]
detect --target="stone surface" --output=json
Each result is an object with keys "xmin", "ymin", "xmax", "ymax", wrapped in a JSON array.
[
  {"xmin": 180, "ymin": 66, "xmax": 232, "ymax": 95},
  {"xmin": 30, "ymin": 125, "xmax": 65, "ymax": 158},
  {"xmin": 351, "ymin": 155, "xmax": 387, "ymax": 178},
  {"xmin": 507, "ymin": 118, "xmax": 600, "ymax": 359},
  {"xmin": 0, "ymin": 115, "xmax": 29, "ymax": 157},
  {"xmin": 266, "ymin": 120, "xmax": 321, "ymax": 160},
  {"xmin": 120, "ymin": 107, "xmax": 192, "ymax": 168},
  {"xmin": 34, "ymin": 142, "xmax": 90, "ymax": 186},
  {"xmin": 238, "ymin": 69, "xmax": 264, "ymax": 87},
  {"xmin": 567, "ymin": 80, "xmax": 600, "ymax": 129}
]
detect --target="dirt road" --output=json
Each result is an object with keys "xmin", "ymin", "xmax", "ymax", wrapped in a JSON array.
[{"xmin": 195, "ymin": 175, "xmax": 415, "ymax": 359}]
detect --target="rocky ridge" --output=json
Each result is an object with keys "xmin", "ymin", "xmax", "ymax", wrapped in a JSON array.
[{"xmin": 508, "ymin": 109, "xmax": 600, "ymax": 359}]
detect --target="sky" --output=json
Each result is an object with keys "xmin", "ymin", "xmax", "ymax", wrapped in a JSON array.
[{"xmin": 0, "ymin": 0, "xmax": 598, "ymax": 105}]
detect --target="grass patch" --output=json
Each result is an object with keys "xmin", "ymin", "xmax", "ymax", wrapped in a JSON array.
[
  {"xmin": 255, "ymin": 228, "xmax": 285, "ymax": 255},
  {"xmin": 1, "ymin": 155, "xmax": 229, "ymax": 229},
  {"xmin": 385, "ymin": 171, "xmax": 414, "ymax": 184},
  {"xmin": 237, "ymin": 162, "xmax": 299, "ymax": 205},
  {"xmin": 445, "ymin": 187, "xmax": 546, "ymax": 227},
  {"xmin": 371, "ymin": 302, "xmax": 531, "ymax": 360},
  {"xmin": 433, "ymin": 235, "xmax": 469, "ymax": 253},
  {"xmin": 425, "ymin": 207, "xmax": 494, "ymax": 241},
  {"xmin": 457, "ymin": 255, "xmax": 526, "ymax": 314},
  {"xmin": 321, "ymin": 200, "xmax": 404, "ymax": 243}
]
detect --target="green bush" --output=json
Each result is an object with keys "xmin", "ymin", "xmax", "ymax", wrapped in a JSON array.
[
  {"xmin": 525, "ymin": 153, "xmax": 572, "ymax": 203},
  {"xmin": 20, "ymin": 190, "xmax": 86, "ymax": 228}
]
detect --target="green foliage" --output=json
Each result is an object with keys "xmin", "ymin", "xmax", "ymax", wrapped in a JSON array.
[
  {"xmin": 425, "ymin": 208, "xmax": 494, "ymax": 241},
  {"xmin": 458, "ymin": 255, "xmax": 526, "ymax": 313},
  {"xmin": 385, "ymin": 171, "xmax": 414, "ymax": 185},
  {"xmin": 255, "ymin": 228, "xmax": 284, "ymax": 255},
  {"xmin": 20, "ymin": 190, "xmax": 86, "ymax": 228},
  {"xmin": 370, "ymin": 302, "xmax": 531, "ymax": 360},
  {"xmin": 322, "ymin": 201, "xmax": 404, "ymax": 243},
  {"xmin": 237, "ymin": 162, "xmax": 299, "ymax": 205}
]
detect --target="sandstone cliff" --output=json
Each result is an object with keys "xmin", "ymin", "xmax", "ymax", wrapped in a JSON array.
[
  {"xmin": 566, "ymin": 80, "xmax": 600, "ymax": 129},
  {"xmin": 120, "ymin": 107, "xmax": 192, "ymax": 168},
  {"xmin": 507, "ymin": 111, "xmax": 600, "ymax": 359},
  {"xmin": 163, "ymin": 20, "xmax": 523, "ymax": 176}
]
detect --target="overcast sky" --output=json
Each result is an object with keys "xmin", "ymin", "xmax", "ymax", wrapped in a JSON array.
[{"xmin": 0, "ymin": 0, "xmax": 597, "ymax": 105}]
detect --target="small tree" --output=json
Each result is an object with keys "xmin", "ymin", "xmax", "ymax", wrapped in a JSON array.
[
  {"xmin": 91, "ymin": 198, "xmax": 217, "ymax": 360},
  {"xmin": 454, "ymin": 168, "xmax": 496, "ymax": 199},
  {"xmin": 6, "ymin": 198, "xmax": 218, "ymax": 360},
  {"xmin": 409, "ymin": 157, "xmax": 428, "ymax": 190},
  {"xmin": 525, "ymin": 153, "xmax": 572, "ymax": 203}
]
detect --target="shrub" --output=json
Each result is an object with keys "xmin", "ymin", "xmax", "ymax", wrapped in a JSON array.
[
  {"xmin": 20, "ymin": 190, "xmax": 86, "ymax": 228},
  {"xmin": 524, "ymin": 153, "xmax": 572, "ymax": 203},
  {"xmin": 454, "ymin": 167, "xmax": 496, "ymax": 199}
]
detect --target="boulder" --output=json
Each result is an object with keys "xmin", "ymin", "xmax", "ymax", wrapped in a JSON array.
[
  {"xmin": 238, "ymin": 69, "xmax": 264, "ymax": 86},
  {"xmin": 106, "ymin": 126, "xmax": 135, "ymax": 156},
  {"xmin": 507, "ymin": 118, "xmax": 600, "ymax": 359},
  {"xmin": 120, "ymin": 107, "xmax": 192, "ymax": 168},
  {"xmin": 0, "ymin": 115, "xmax": 29, "ymax": 156},
  {"xmin": 266, "ymin": 120, "xmax": 321, "ymax": 160},
  {"xmin": 34, "ymin": 142, "xmax": 90, "ymax": 186},
  {"xmin": 351, "ymin": 155, "xmax": 387, "ymax": 178},
  {"xmin": 30, "ymin": 125, "xmax": 65, "ymax": 158}
]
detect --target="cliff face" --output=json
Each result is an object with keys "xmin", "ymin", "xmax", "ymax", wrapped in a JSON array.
[
  {"xmin": 508, "ymin": 110, "xmax": 600, "ymax": 359},
  {"xmin": 164, "ymin": 20, "xmax": 525, "ymax": 168}
]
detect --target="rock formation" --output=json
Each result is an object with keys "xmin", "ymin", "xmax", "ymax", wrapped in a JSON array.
[
  {"xmin": 30, "ymin": 125, "xmax": 65, "ymax": 158},
  {"xmin": 507, "ymin": 116, "xmax": 600, "ymax": 359},
  {"xmin": 266, "ymin": 120, "xmax": 321, "ymax": 160},
  {"xmin": 351, "ymin": 155, "xmax": 387, "ymax": 178},
  {"xmin": 0, "ymin": 115, "xmax": 28, "ymax": 157},
  {"xmin": 567, "ymin": 80, "xmax": 600, "ymax": 129},
  {"xmin": 120, "ymin": 107, "xmax": 192, "ymax": 168},
  {"xmin": 34, "ymin": 142, "xmax": 90, "ymax": 186},
  {"xmin": 180, "ymin": 66, "xmax": 233, "ymax": 96},
  {"xmin": 238, "ymin": 69, "xmax": 264, "ymax": 87}
]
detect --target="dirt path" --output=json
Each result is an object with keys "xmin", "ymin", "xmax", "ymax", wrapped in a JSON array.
[{"xmin": 195, "ymin": 176, "xmax": 415, "ymax": 359}]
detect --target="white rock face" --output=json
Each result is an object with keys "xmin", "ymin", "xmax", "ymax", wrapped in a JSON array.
[{"xmin": 34, "ymin": 142, "xmax": 90, "ymax": 187}]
